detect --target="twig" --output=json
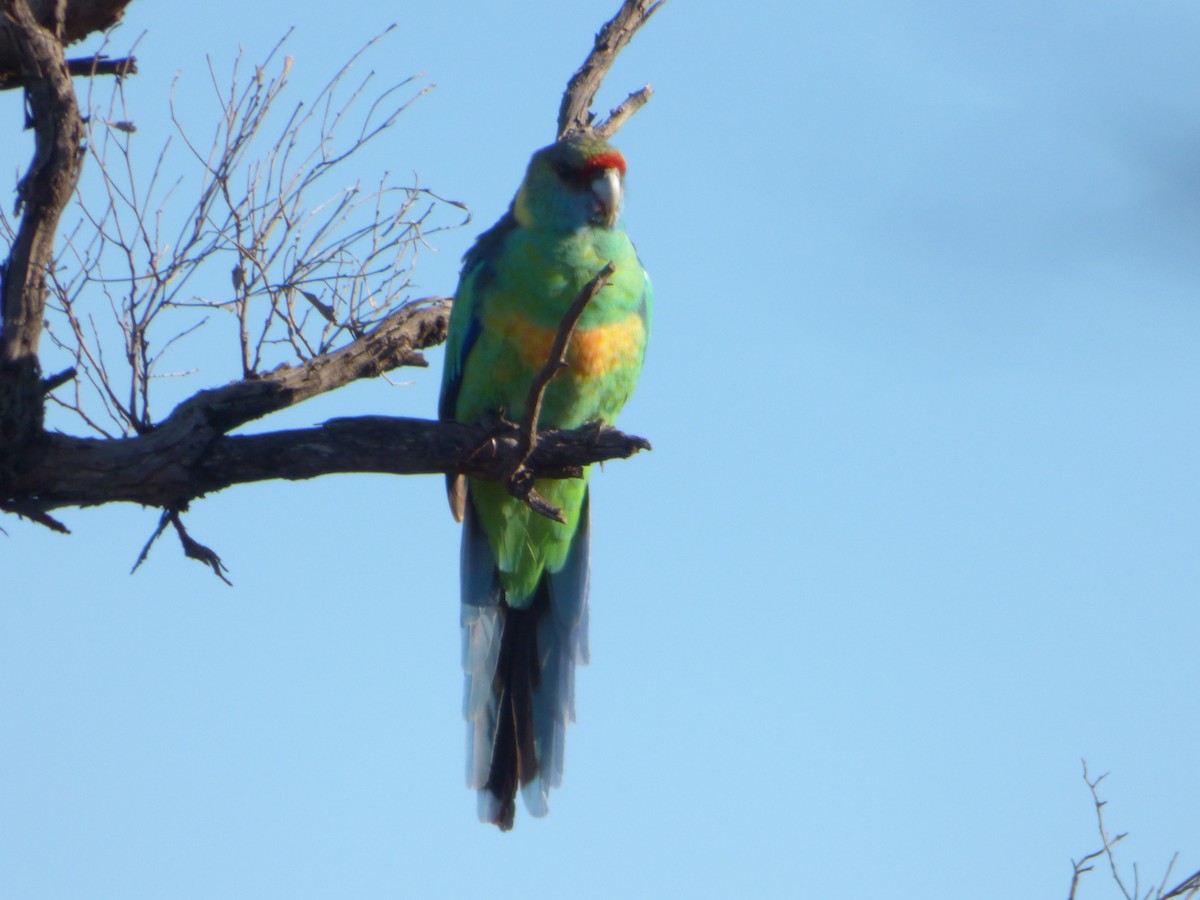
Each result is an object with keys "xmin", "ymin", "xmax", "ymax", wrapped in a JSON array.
[
  {"xmin": 1073, "ymin": 761, "xmax": 1200, "ymax": 900},
  {"xmin": 504, "ymin": 261, "xmax": 615, "ymax": 522},
  {"xmin": 66, "ymin": 55, "xmax": 137, "ymax": 80},
  {"xmin": 132, "ymin": 507, "xmax": 231, "ymax": 584},
  {"xmin": 557, "ymin": 0, "xmax": 666, "ymax": 139},
  {"xmin": 168, "ymin": 510, "xmax": 231, "ymax": 584},
  {"xmin": 0, "ymin": 499, "xmax": 70, "ymax": 533},
  {"xmin": 595, "ymin": 84, "xmax": 653, "ymax": 141},
  {"xmin": 0, "ymin": 42, "xmax": 137, "ymax": 92},
  {"xmin": 1162, "ymin": 868, "xmax": 1200, "ymax": 899},
  {"xmin": 1082, "ymin": 761, "xmax": 1135, "ymax": 900},
  {"xmin": 40, "ymin": 366, "xmax": 76, "ymax": 393},
  {"xmin": 130, "ymin": 508, "xmax": 171, "ymax": 574},
  {"xmin": 1069, "ymin": 847, "xmax": 1106, "ymax": 900}
]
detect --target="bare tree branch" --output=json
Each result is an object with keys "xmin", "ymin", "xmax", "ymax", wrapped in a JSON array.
[
  {"xmin": 1069, "ymin": 847, "xmax": 1107, "ymax": 900},
  {"xmin": 1082, "ymin": 762, "xmax": 1135, "ymax": 900},
  {"xmin": 595, "ymin": 85, "xmax": 653, "ymax": 141},
  {"xmin": 63, "ymin": 51, "xmax": 133, "ymax": 80},
  {"xmin": 0, "ymin": 0, "xmax": 86, "ymax": 452},
  {"xmin": 1070, "ymin": 761, "xmax": 1200, "ymax": 900},
  {"xmin": 556, "ymin": 0, "xmax": 665, "ymax": 140},
  {"xmin": 1, "ymin": 50, "xmax": 135, "ymax": 88},
  {"xmin": 0, "ymin": 0, "xmax": 134, "ymax": 89},
  {"xmin": 1163, "ymin": 871, "xmax": 1200, "ymax": 900},
  {"xmin": 2, "ymin": 412, "xmax": 650, "ymax": 515},
  {"xmin": 154, "ymin": 297, "xmax": 450, "ymax": 439},
  {"xmin": 130, "ymin": 506, "xmax": 231, "ymax": 583},
  {"xmin": 23, "ymin": 32, "xmax": 466, "ymax": 439}
]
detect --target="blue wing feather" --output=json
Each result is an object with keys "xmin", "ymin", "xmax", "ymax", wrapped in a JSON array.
[{"xmin": 438, "ymin": 209, "xmax": 518, "ymax": 425}]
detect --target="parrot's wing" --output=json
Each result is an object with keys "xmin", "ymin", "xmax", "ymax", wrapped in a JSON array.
[
  {"xmin": 439, "ymin": 209, "xmax": 518, "ymax": 424},
  {"xmin": 440, "ymin": 212, "xmax": 520, "ymax": 520}
]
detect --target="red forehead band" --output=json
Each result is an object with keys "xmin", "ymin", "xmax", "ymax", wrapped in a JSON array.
[{"xmin": 584, "ymin": 151, "xmax": 627, "ymax": 176}]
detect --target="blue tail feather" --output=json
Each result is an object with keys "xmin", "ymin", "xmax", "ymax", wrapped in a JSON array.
[
  {"xmin": 523, "ymin": 494, "xmax": 590, "ymax": 815},
  {"xmin": 460, "ymin": 490, "xmax": 591, "ymax": 830}
]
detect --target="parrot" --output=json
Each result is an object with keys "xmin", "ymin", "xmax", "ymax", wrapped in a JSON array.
[{"xmin": 439, "ymin": 133, "xmax": 651, "ymax": 830}]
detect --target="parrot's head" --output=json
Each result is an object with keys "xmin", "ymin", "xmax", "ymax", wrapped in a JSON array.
[{"xmin": 514, "ymin": 135, "xmax": 627, "ymax": 233}]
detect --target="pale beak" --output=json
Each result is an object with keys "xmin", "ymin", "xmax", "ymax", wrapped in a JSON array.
[{"xmin": 591, "ymin": 167, "xmax": 623, "ymax": 227}]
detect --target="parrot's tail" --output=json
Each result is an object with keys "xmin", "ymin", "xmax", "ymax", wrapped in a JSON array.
[{"xmin": 460, "ymin": 495, "xmax": 591, "ymax": 831}]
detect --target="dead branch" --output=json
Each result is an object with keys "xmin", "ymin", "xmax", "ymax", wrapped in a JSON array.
[
  {"xmin": 0, "ymin": 0, "xmax": 134, "ymax": 89},
  {"xmin": 1, "ymin": 50, "xmax": 135, "ymax": 88},
  {"xmin": 557, "ymin": 0, "xmax": 665, "ymax": 140},
  {"xmin": 1070, "ymin": 761, "xmax": 1200, "ymax": 900},
  {"xmin": 0, "ymin": 0, "xmax": 86, "ymax": 453},
  {"xmin": 1164, "ymin": 872, "xmax": 1200, "ymax": 900},
  {"xmin": 1082, "ymin": 762, "xmax": 1134, "ymax": 899},
  {"xmin": 1069, "ymin": 847, "xmax": 1107, "ymax": 900},
  {"xmin": 64, "ymin": 52, "xmax": 133, "ymax": 79},
  {"xmin": 153, "ymin": 297, "xmax": 451, "ymax": 439},
  {"xmin": 595, "ymin": 85, "xmax": 653, "ymax": 141},
  {"xmin": 3, "ymin": 412, "xmax": 650, "ymax": 515},
  {"xmin": 130, "ymin": 507, "xmax": 230, "ymax": 583}
]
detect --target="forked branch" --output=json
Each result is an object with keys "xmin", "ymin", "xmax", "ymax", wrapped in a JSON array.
[{"xmin": 557, "ymin": 0, "xmax": 666, "ymax": 140}]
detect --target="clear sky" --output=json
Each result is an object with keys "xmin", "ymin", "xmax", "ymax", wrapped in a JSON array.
[{"xmin": 3, "ymin": 1, "xmax": 1199, "ymax": 897}]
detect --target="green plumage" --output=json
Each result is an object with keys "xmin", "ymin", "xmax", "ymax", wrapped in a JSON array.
[{"xmin": 440, "ymin": 134, "xmax": 650, "ymax": 828}]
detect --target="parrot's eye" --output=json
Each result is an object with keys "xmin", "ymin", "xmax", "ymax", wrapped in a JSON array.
[{"xmin": 552, "ymin": 161, "xmax": 592, "ymax": 191}]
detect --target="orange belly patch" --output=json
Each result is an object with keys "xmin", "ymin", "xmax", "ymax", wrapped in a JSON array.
[
  {"xmin": 569, "ymin": 314, "xmax": 645, "ymax": 377},
  {"xmin": 497, "ymin": 312, "xmax": 644, "ymax": 378}
]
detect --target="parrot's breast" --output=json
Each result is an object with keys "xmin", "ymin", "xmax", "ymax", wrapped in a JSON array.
[{"xmin": 493, "ymin": 310, "xmax": 645, "ymax": 380}]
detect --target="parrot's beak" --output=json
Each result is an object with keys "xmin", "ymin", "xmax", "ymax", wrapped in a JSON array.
[{"xmin": 591, "ymin": 168, "xmax": 622, "ymax": 228}]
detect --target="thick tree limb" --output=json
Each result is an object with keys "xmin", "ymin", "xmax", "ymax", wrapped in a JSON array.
[
  {"xmin": 0, "ymin": 0, "xmax": 86, "ymax": 454},
  {"xmin": 556, "ymin": 0, "xmax": 665, "ymax": 140},
  {"xmin": 3, "ymin": 416, "xmax": 651, "ymax": 513}
]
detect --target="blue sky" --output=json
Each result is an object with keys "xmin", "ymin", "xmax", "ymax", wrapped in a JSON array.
[{"xmin": 3, "ymin": 1, "xmax": 1199, "ymax": 897}]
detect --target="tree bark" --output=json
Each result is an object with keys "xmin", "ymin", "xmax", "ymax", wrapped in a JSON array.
[
  {"xmin": 0, "ymin": 0, "xmax": 133, "ymax": 87},
  {"xmin": 0, "ymin": 0, "xmax": 85, "ymax": 460},
  {"xmin": 12, "ymin": 416, "xmax": 649, "ymax": 515}
]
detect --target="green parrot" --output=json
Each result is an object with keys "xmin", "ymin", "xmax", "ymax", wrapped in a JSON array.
[{"xmin": 439, "ymin": 134, "xmax": 651, "ymax": 830}]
